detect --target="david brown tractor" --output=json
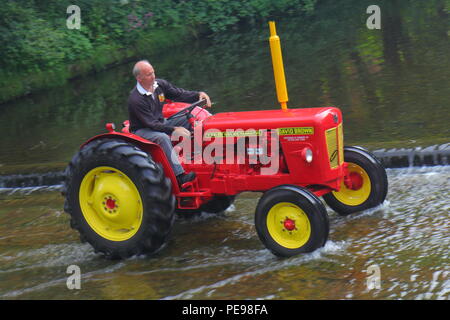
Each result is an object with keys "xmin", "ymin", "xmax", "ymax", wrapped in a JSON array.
[{"xmin": 63, "ymin": 22, "xmax": 388, "ymax": 259}]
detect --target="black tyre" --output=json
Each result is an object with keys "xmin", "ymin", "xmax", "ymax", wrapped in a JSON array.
[
  {"xmin": 350, "ymin": 146, "xmax": 388, "ymax": 203},
  {"xmin": 176, "ymin": 195, "xmax": 235, "ymax": 215},
  {"xmin": 63, "ymin": 138, "xmax": 175, "ymax": 259},
  {"xmin": 255, "ymin": 185, "xmax": 329, "ymax": 257},
  {"xmin": 323, "ymin": 146, "xmax": 388, "ymax": 216},
  {"xmin": 200, "ymin": 195, "xmax": 235, "ymax": 213}
]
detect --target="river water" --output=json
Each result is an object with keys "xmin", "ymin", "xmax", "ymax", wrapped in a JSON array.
[
  {"xmin": 0, "ymin": 0, "xmax": 449, "ymax": 299},
  {"xmin": 0, "ymin": 166, "xmax": 449, "ymax": 299}
]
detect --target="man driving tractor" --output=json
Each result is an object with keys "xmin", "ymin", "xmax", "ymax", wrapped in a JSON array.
[
  {"xmin": 63, "ymin": 24, "xmax": 387, "ymax": 260},
  {"xmin": 127, "ymin": 60, "xmax": 211, "ymax": 187}
]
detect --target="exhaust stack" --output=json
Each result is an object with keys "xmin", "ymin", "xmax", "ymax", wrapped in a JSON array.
[{"xmin": 268, "ymin": 21, "xmax": 289, "ymax": 110}]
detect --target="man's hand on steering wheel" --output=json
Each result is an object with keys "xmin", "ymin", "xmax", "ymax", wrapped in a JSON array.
[
  {"xmin": 173, "ymin": 126, "xmax": 191, "ymax": 138},
  {"xmin": 167, "ymin": 99, "xmax": 208, "ymax": 120},
  {"xmin": 199, "ymin": 91, "xmax": 211, "ymax": 108}
]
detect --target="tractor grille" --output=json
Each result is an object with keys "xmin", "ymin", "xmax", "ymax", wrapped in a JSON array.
[
  {"xmin": 325, "ymin": 124, "xmax": 344, "ymax": 169},
  {"xmin": 338, "ymin": 123, "xmax": 344, "ymax": 165}
]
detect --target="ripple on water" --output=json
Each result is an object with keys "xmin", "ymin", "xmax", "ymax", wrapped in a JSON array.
[
  {"xmin": 160, "ymin": 240, "xmax": 348, "ymax": 299},
  {"xmin": 343, "ymin": 167, "xmax": 449, "ymax": 299},
  {"xmin": 0, "ymin": 166, "xmax": 448, "ymax": 299},
  {"xmin": 0, "ymin": 243, "xmax": 96, "ymax": 274},
  {"xmin": 0, "ymin": 241, "xmax": 128, "ymax": 298}
]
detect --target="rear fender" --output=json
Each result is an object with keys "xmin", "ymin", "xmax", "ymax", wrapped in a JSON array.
[{"xmin": 82, "ymin": 132, "xmax": 180, "ymax": 193}]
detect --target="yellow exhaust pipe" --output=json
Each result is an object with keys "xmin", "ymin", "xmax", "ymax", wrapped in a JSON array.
[{"xmin": 268, "ymin": 21, "xmax": 288, "ymax": 110}]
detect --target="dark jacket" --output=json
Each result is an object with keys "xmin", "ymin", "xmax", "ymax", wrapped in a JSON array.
[{"xmin": 128, "ymin": 78, "xmax": 199, "ymax": 134}]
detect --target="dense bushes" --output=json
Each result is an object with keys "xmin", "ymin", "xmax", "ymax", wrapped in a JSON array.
[{"xmin": 0, "ymin": 0, "xmax": 316, "ymax": 103}]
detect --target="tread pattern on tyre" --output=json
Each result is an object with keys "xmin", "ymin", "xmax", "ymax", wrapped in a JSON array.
[{"xmin": 63, "ymin": 138, "xmax": 175, "ymax": 259}]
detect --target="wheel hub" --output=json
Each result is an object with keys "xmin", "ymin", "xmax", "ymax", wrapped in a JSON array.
[
  {"xmin": 102, "ymin": 195, "xmax": 119, "ymax": 214},
  {"xmin": 283, "ymin": 218, "xmax": 296, "ymax": 231},
  {"xmin": 105, "ymin": 197, "xmax": 117, "ymax": 210},
  {"xmin": 344, "ymin": 171, "xmax": 363, "ymax": 190},
  {"xmin": 333, "ymin": 162, "xmax": 372, "ymax": 206}
]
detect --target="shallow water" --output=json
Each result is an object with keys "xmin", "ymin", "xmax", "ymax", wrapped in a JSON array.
[{"xmin": 0, "ymin": 166, "xmax": 448, "ymax": 300}]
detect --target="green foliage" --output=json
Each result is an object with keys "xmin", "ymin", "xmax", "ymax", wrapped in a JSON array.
[
  {"xmin": 0, "ymin": 0, "xmax": 317, "ymax": 103},
  {"xmin": 144, "ymin": 0, "xmax": 317, "ymax": 33}
]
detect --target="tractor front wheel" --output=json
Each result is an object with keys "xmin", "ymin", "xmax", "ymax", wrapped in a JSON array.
[
  {"xmin": 255, "ymin": 185, "xmax": 329, "ymax": 257},
  {"xmin": 323, "ymin": 146, "xmax": 388, "ymax": 216},
  {"xmin": 63, "ymin": 138, "xmax": 175, "ymax": 259}
]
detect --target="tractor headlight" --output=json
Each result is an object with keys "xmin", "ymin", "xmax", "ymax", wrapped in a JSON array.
[{"xmin": 302, "ymin": 148, "xmax": 313, "ymax": 163}]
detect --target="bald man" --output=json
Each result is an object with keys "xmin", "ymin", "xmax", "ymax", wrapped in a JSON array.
[{"xmin": 128, "ymin": 60, "xmax": 211, "ymax": 187}]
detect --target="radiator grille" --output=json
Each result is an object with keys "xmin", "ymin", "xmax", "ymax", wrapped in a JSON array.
[{"xmin": 325, "ymin": 124, "xmax": 343, "ymax": 169}]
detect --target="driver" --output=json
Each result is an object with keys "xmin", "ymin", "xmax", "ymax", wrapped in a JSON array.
[{"xmin": 128, "ymin": 60, "xmax": 211, "ymax": 187}]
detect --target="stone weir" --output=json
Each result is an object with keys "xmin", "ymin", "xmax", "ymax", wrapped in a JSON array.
[
  {"xmin": 371, "ymin": 143, "xmax": 449, "ymax": 168},
  {"xmin": 0, "ymin": 143, "xmax": 448, "ymax": 189}
]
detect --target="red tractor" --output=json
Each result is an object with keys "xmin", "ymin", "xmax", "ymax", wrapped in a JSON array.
[{"xmin": 62, "ymin": 23, "xmax": 388, "ymax": 259}]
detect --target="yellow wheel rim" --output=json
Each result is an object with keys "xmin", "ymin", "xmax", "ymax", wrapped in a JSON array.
[
  {"xmin": 266, "ymin": 202, "xmax": 311, "ymax": 249},
  {"xmin": 332, "ymin": 163, "xmax": 371, "ymax": 206},
  {"xmin": 79, "ymin": 166, "xmax": 143, "ymax": 241}
]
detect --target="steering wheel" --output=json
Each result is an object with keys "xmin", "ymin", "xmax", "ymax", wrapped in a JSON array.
[{"xmin": 167, "ymin": 99, "xmax": 207, "ymax": 120}]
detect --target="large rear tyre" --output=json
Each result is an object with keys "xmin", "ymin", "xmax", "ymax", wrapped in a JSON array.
[
  {"xmin": 255, "ymin": 185, "xmax": 329, "ymax": 257},
  {"xmin": 63, "ymin": 139, "xmax": 175, "ymax": 259},
  {"xmin": 323, "ymin": 146, "xmax": 388, "ymax": 216}
]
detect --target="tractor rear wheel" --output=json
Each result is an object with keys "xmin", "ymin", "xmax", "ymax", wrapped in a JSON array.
[
  {"xmin": 63, "ymin": 138, "xmax": 175, "ymax": 259},
  {"xmin": 255, "ymin": 185, "xmax": 329, "ymax": 257},
  {"xmin": 323, "ymin": 146, "xmax": 388, "ymax": 216}
]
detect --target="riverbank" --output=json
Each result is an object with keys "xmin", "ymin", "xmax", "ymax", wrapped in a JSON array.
[
  {"xmin": 0, "ymin": 0, "xmax": 317, "ymax": 104},
  {"xmin": 0, "ymin": 27, "xmax": 189, "ymax": 104}
]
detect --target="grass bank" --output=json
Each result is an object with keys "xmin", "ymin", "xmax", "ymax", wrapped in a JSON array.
[
  {"xmin": 0, "ymin": 27, "xmax": 190, "ymax": 104},
  {"xmin": 0, "ymin": 0, "xmax": 316, "ymax": 104}
]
